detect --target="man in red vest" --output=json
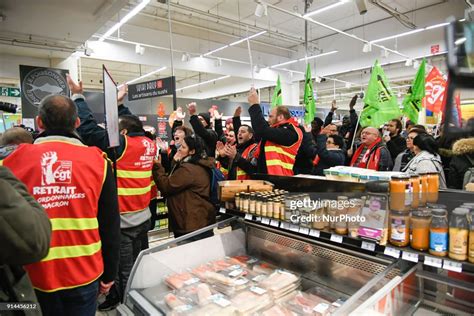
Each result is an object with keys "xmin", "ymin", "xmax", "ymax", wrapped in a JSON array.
[
  {"xmin": 350, "ymin": 127, "xmax": 393, "ymax": 171},
  {"xmin": 247, "ymin": 88, "xmax": 303, "ymax": 176},
  {"xmin": 0, "ymin": 95, "xmax": 120, "ymax": 315},
  {"xmin": 67, "ymin": 77, "xmax": 156, "ymax": 311}
]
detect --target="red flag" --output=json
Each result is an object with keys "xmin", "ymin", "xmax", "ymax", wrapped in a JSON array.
[{"xmin": 423, "ymin": 67, "xmax": 446, "ymax": 113}]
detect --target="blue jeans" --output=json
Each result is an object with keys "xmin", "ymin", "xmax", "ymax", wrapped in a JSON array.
[{"xmin": 35, "ymin": 280, "xmax": 98, "ymax": 316}]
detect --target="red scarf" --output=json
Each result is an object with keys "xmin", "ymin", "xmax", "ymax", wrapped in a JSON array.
[{"xmin": 350, "ymin": 137, "xmax": 383, "ymax": 170}]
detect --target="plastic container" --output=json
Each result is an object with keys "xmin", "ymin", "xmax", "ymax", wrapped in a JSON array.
[
  {"xmin": 411, "ymin": 209, "xmax": 431, "ymax": 251},
  {"xmin": 449, "ymin": 208, "xmax": 469, "ymax": 261},
  {"xmin": 429, "ymin": 208, "xmax": 448, "ymax": 257},
  {"xmin": 389, "ymin": 210, "xmax": 410, "ymax": 247},
  {"xmin": 390, "ymin": 175, "xmax": 411, "ymax": 212},
  {"xmin": 426, "ymin": 172, "xmax": 440, "ymax": 203}
]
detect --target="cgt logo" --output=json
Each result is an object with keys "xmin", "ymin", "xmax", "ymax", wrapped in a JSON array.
[{"xmin": 40, "ymin": 151, "xmax": 72, "ymax": 185}]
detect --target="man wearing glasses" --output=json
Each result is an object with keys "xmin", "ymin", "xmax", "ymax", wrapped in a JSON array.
[{"xmin": 349, "ymin": 127, "xmax": 393, "ymax": 171}]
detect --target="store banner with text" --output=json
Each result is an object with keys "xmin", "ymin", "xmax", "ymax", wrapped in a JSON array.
[
  {"xmin": 19, "ymin": 65, "xmax": 69, "ymax": 119},
  {"xmin": 128, "ymin": 76, "xmax": 176, "ymax": 101},
  {"xmin": 422, "ymin": 67, "xmax": 446, "ymax": 114}
]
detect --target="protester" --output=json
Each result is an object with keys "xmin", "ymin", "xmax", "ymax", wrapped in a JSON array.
[
  {"xmin": 402, "ymin": 133, "xmax": 447, "ymax": 188},
  {"xmin": 152, "ymin": 135, "xmax": 215, "ymax": 242},
  {"xmin": 349, "ymin": 127, "xmax": 392, "ymax": 171},
  {"xmin": 448, "ymin": 137, "xmax": 474, "ymax": 190},
  {"xmin": 384, "ymin": 119, "xmax": 407, "ymax": 161},
  {"xmin": 187, "ymin": 102, "xmax": 218, "ymax": 158},
  {"xmin": 324, "ymin": 95, "xmax": 359, "ymax": 147},
  {"xmin": 393, "ymin": 128, "xmax": 426, "ymax": 172},
  {"xmin": 312, "ymin": 134, "xmax": 346, "ymax": 176},
  {"xmin": 401, "ymin": 120, "xmax": 414, "ymax": 138},
  {"xmin": 311, "ymin": 117, "xmax": 324, "ymax": 143},
  {"xmin": 1, "ymin": 94, "xmax": 120, "ymax": 315},
  {"xmin": 68, "ymin": 76, "xmax": 154, "ymax": 311},
  {"xmin": 158, "ymin": 125, "xmax": 193, "ymax": 173},
  {"xmin": 0, "ymin": 166, "xmax": 51, "ymax": 316},
  {"xmin": 0, "ymin": 126, "xmax": 34, "ymax": 146},
  {"xmin": 247, "ymin": 88, "xmax": 303, "ymax": 175},
  {"xmin": 294, "ymin": 124, "xmax": 318, "ymax": 175}
]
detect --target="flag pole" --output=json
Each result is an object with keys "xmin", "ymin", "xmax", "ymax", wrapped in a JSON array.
[{"xmin": 350, "ymin": 110, "xmax": 362, "ymax": 150}]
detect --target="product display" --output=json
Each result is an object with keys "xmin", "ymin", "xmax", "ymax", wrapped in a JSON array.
[
  {"xmin": 449, "ymin": 208, "xmax": 470, "ymax": 261},
  {"xmin": 410, "ymin": 209, "xmax": 431, "ymax": 251}
]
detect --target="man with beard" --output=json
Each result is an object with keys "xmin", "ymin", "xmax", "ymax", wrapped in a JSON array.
[{"xmin": 384, "ymin": 119, "xmax": 407, "ymax": 161}]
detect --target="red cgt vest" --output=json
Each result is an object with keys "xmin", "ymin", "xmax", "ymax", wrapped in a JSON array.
[
  {"xmin": 0, "ymin": 138, "xmax": 107, "ymax": 292},
  {"xmin": 236, "ymin": 143, "xmax": 258, "ymax": 180},
  {"xmin": 116, "ymin": 136, "xmax": 156, "ymax": 214},
  {"xmin": 261, "ymin": 118, "xmax": 303, "ymax": 176}
]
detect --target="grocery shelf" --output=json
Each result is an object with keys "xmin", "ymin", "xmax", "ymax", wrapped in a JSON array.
[{"xmin": 219, "ymin": 207, "xmax": 474, "ymax": 274}]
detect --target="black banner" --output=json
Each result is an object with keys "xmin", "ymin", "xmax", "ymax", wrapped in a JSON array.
[
  {"xmin": 128, "ymin": 76, "xmax": 175, "ymax": 101},
  {"xmin": 19, "ymin": 65, "xmax": 69, "ymax": 119}
]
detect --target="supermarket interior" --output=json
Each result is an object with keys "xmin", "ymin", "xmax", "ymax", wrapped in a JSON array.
[{"xmin": 0, "ymin": 0, "xmax": 474, "ymax": 315}]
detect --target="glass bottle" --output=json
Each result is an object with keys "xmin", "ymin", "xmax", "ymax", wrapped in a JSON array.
[
  {"xmin": 411, "ymin": 209, "xmax": 431, "ymax": 251},
  {"xmin": 449, "ymin": 208, "xmax": 469, "ymax": 261},
  {"xmin": 429, "ymin": 208, "xmax": 449, "ymax": 257},
  {"xmin": 426, "ymin": 172, "xmax": 440, "ymax": 203},
  {"xmin": 390, "ymin": 175, "xmax": 411, "ymax": 212},
  {"xmin": 389, "ymin": 210, "xmax": 410, "ymax": 247}
]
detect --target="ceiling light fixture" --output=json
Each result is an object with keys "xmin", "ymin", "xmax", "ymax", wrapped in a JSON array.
[
  {"xmin": 269, "ymin": 50, "xmax": 338, "ymax": 69},
  {"xmin": 304, "ymin": 1, "xmax": 348, "ymax": 18},
  {"xmin": 118, "ymin": 66, "xmax": 167, "ymax": 88},
  {"xmin": 135, "ymin": 44, "xmax": 145, "ymax": 55},
  {"xmin": 99, "ymin": 0, "xmax": 150, "ymax": 42},
  {"xmin": 362, "ymin": 43, "xmax": 372, "ymax": 53},
  {"xmin": 255, "ymin": 3, "xmax": 268, "ymax": 17},
  {"xmin": 202, "ymin": 31, "xmax": 267, "ymax": 57},
  {"xmin": 181, "ymin": 52, "xmax": 191, "ymax": 62},
  {"xmin": 179, "ymin": 75, "xmax": 231, "ymax": 91},
  {"xmin": 404, "ymin": 59, "xmax": 413, "ymax": 67}
]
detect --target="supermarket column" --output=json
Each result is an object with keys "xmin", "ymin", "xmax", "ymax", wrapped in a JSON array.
[
  {"xmin": 0, "ymin": 95, "xmax": 120, "ymax": 316},
  {"xmin": 67, "ymin": 76, "xmax": 156, "ymax": 311}
]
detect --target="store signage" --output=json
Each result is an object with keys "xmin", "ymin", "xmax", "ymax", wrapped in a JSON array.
[
  {"xmin": 19, "ymin": 65, "xmax": 69, "ymax": 119},
  {"xmin": 128, "ymin": 76, "xmax": 176, "ymax": 101},
  {"xmin": 431, "ymin": 44, "xmax": 440, "ymax": 54},
  {"xmin": 0, "ymin": 87, "xmax": 21, "ymax": 97}
]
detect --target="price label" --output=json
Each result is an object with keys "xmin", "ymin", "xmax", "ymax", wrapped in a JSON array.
[
  {"xmin": 384, "ymin": 247, "xmax": 400, "ymax": 258},
  {"xmin": 250, "ymin": 286, "xmax": 267, "ymax": 295},
  {"xmin": 228, "ymin": 269, "xmax": 243, "ymax": 277},
  {"xmin": 219, "ymin": 207, "xmax": 226, "ymax": 214},
  {"xmin": 244, "ymin": 214, "xmax": 252, "ymax": 220},
  {"xmin": 290, "ymin": 225, "xmax": 300, "ymax": 232},
  {"xmin": 255, "ymin": 217, "xmax": 262, "ymax": 222},
  {"xmin": 402, "ymin": 251, "xmax": 419, "ymax": 263},
  {"xmin": 424, "ymin": 256, "xmax": 443, "ymax": 268},
  {"xmin": 299, "ymin": 227, "xmax": 310, "ymax": 235},
  {"xmin": 261, "ymin": 218, "xmax": 270, "ymax": 225},
  {"xmin": 270, "ymin": 219, "xmax": 279, "ymax": 227},
  {"xmin": 443, "ymin": 260, "xmax": 462, "ymax": 273},
  {"xmin": 280, "ymin": 222, "xmax": 289, "ymax": 230},
  {"xmin": 361, "ymin": 241, "xmax": 376, "ymax": 252},
  {"xmin": 211, "ymin": 294, "xmax": 231, "ymax": 307},
  {"xmin": 309, "ymin": 229, "xmax": 320, "ymax": 237},
  {"xmin": 330, "ymin": 234, "xmax": 343, "ymax": 243}
]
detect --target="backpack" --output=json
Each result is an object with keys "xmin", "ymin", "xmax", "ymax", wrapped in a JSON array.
[{"xmin": 209, "ymin": 167, "xmax": 225, "ymax": 211}]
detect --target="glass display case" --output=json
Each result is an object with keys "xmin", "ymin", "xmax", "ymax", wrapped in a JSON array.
[{"xmin": 118, "ymin": 217, "xmax": 413, "ymax": 315}]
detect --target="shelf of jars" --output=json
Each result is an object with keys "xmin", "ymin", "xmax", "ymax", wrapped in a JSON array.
[{"xmin": 219, "ymin": 206, "xmax": 474, "ymax": 274}]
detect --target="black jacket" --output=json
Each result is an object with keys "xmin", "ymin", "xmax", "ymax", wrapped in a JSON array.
[
  {"xmin": 386, "ymin": 134, "xmax": 407, "ymax": 162},
  {"xmin": 448, "ymin": 138, "xmax": 474, "ymax": 190},
  {"xmin": 189, "ymin": 115, "xmax": 218, "ymax": 157},
  {"xmin": 312, "ymin": 135, "xmax": 346, "ymax": 175},
  {"xmin": 248, "ymin": 104, "xmax": 299, "ymax": 174},
  {"xmin": 324, "ymin": 109, "xmax": 358, "ymax": 146},
  {"xmin": 294, "ymin": 126, "xmax": 318, "ymax": 175},
  {"xmin": 218, "ymin": 140, "xmax": 258, "ymax": 180}
]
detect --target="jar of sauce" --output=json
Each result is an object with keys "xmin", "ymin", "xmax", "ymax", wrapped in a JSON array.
[
  {"xmin": 409, "ymin": 174, "xmax": 420, "ymax": 209},
  {"xmin": 426, "ymin": 172, "xmax": 440, "ymax": 203},
  {"xmin": 411, "ymin": 209, "xmax": 431, "ymax": 251},
  {"xmin": 429, "ymin": 208, "xmax": 448, "ymax": 257},
  {"xmin": 469, "ymin": 211, "xmax": 474, "ymax": 263},
  {"xmin": 390, "ymin": 210, "xmax": 410, "ymax": 247},
  {"xmin": 390, "ymin": 175, "xmax": 411, "ymax": 212},
  {"xmin": 419, "ymin": 172, "xmax": 428, "ymax": 207},
  {"xmin": 449, "ymin": 208, "xmax": 469, "ymax": 261}
]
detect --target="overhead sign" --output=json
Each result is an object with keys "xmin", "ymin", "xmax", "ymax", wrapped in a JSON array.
[
  {"xmin": 0, "ymin": 87, "xmax": 21, "ymax": 97},
  {"xmin": 19, "ymin": 65, "xmax": 69, "ymax": 119},
  {"xmin": 128, "ymin": 76, "xmax": 175, "ymax": 101}
]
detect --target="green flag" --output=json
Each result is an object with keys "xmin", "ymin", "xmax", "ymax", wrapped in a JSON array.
[
  {"xmin": 361, "ymin": 60, "xmax": 401, "ymax": 128},
  {"xmin": 271, "ymin": 75, "xmax": 282, "ymax": 108},
  {"xmin": 402, "ymin": 59, "xmax": 426, "ymax": 124},
  {"xmin": 303, "ymin": 63, "xmax": 316, "ymax": 124}
]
